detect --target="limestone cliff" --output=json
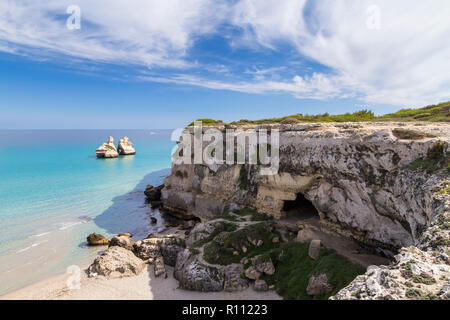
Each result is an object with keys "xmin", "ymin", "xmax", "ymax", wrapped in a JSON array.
[{"xmin": 161, "ymin": 122, "xmax": 449, "ymax": 299}]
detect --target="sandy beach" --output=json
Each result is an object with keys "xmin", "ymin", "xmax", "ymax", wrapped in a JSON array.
[{"xmin": 1, "ymin": 264, "xmax": 281, "ymax": 300}]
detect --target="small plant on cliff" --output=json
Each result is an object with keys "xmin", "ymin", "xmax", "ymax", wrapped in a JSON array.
[
  {"xmin": 408, "ymin": 141, "xmax": 449, "ymax": 174},
  {"xmin": 238, "ymin": 166, "xmax": 250, "ymax": 190}
]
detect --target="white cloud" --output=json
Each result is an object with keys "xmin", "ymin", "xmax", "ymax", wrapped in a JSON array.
[{"xmin": 0, "ymin": 0, "xmax": 449, "ymax": 106}]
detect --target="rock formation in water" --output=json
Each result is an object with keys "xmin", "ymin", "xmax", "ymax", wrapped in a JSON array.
[
  {"xmin": 96, "ymin": 136, "xmax": 119, "ymax": 158},
  {"xmin": 117, "ymin": 136, "xmax": 136, "ymax": 155},
  {"xmin": 159, "ymin": 122, "xmax": 449, "ymax": 299},
  {"xmin": 86, "ymin": 232, "xmax": 110, "ymax": 246}
]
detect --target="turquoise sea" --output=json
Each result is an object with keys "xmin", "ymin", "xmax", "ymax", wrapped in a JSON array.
[{"xmin": 0, "ymin": 130, "xmax": 175, "ymax": 295}]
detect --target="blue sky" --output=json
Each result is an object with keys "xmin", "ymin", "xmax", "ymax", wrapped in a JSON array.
[{"xmin": 0, "ymin": 0, "xmax": 449, "ymax": 129}]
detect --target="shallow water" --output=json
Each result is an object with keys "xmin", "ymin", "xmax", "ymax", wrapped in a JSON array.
[{"xmin": 0, "ymin": 130, "xmax": 175, "ymax": 295}]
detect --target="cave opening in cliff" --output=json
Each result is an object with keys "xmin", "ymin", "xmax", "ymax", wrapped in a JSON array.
[{"xmin": 283, "ymin": 193, "xmax": 319, "ymax": 220}]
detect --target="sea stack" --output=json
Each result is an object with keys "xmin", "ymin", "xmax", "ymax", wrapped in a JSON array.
[
  {"xmin": 117, "ymin": 136, "xmax": 136, "ymax": 155},
  {"xmin": 96, "ymin": 136, "xmax": 119, "ymax": 158}
]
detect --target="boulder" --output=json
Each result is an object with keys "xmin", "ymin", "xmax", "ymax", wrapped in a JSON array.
[
  {"xmin": 174, "ymin": 249, "xmax": 224, "ymax": 292},
  {"xmin": 252, "ymin": 255, "xmax": 275, "ymax": 275},
  {"xmin": 254, "ymin": 280, "xmax": 269, "ymax": 292},
  {"xmin": 96, "ymin": 136, "xmax": 119, "ymax": 158},
  {"xmin": 223, "ymin": 264, "xmax": 248, "ymax": 292},
  {"xmin": 144, "ymin": 184, "xmax": 163, "ymax": 201},
  {"xmin": 86, "ymin": 232, "xmax": 109, "ymax": 246},
  {"xmin": 118, "ymin": 232, "xmax": 132, "ymax": 237},
  {"xmin": 244, "ymin": 266, "xmax": 261, "ymax": 280},
  {"xmin": 117, "ymin": 136, "xmax": 136, "ymax": 155},
  {"xmin": 308, "ymin": 240, "xmax": 321, "ymax": 260},
  {"xmin": 134, "ymin": 234, "xmax": 184, "ymax": 266},
  {"xmin": 306, "ymin": 274, "xmax": 333, "ymax": 296},
  {"xmin": 109, "ymin": 235, "xmax": 135, "ymax": 251},
  {"xmin": 88, "ymin": 246, "xmax": 145, "ymax": 278}
]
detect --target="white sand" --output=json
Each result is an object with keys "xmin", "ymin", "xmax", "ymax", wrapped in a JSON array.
[{"xmin": 1, "ymin": 265, "xmax": 281, "ymax": 300}]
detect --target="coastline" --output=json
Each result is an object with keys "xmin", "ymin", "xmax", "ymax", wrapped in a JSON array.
[{"xmin": 1, "ymin": 262, "xmax": 281, "ymax": 300}]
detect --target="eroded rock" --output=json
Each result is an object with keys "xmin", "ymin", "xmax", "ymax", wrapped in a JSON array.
[
  {"xmin": 308, "ymin": 240, "xmax": 321, "ymax": 260},
  {"xmin": 88, "ymin": 246, "xmax": 145, "ymax": 278},
  {"xmin": 174, "ymin": 249, "xmax": 224, "ymax": 292},
  {"xmin": 251, "ymin": 255, "xmax": 275, "ymax": 275},
  {"xmin": 109, "ymin": 235, "xmax": 135, "ymax": 251},
  {"xmin": 144, "ymin": 184, "xmax": 163, "ymax": 201},
  {"xmin": 306, "ymin": 274, "xmax": 333, "ymax": 296},
  {"xmin": 96, "ymin": 136, "xmax": 119, "ymax": 158},
  {"xmin": 87, "ymin": 232, "xmax": 109, "ymax": 246},
  {"xmin": 223, "ymin": 264, "xmax": 248, "ymax": 292},
  {"xmin": 117, "ymin": 136, "xmax": 136, "ymax": 155}
]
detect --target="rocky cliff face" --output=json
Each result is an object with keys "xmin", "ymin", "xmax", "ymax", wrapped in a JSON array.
[
  {"xmin": 163, "ymin": 123, "xmax": 448, "ymax": 248},
  {"xmin": 161, "ymin": 122, "xmax": 449, "ymax": 299}
]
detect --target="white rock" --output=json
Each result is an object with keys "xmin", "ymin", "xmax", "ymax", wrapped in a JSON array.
[
  {"xmin": 117, "ymin": 136, "xmax": 136, "ymax": 155},
  {"xmin": 96, "ymin": 136, "xmax": 119, "ymax": 158}
]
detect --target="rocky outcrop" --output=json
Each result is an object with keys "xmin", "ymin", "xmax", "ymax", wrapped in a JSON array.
[
  {"xmin": 88, "ymin": 246, "xmax": 145, "ymax": 278},
  {"xmin": 134, "ymin": 233, "xmax": 185, "ymax": 266},
  {"xmin": 117, "ymin": 136, "xmax": 136, "ymax": 155},
  {"xmin": 331, "ymin": 247, "xmax": 450, "ymax": 300},
  {"xmin": 96, "ymin": 136, "xmax": 119, "ymax": 158},
  {"xmin": 86, "ymin": 233, "xmax": 109, "ymax": 246},
  {"xmin": 144, "ymin": 184, "xmax": 163, "ymax": 207},
  {"xmin": 109, "ymin": 235, "xmax": 135, "ymax": 251},
  {"xmin": 224, "ymin": 264, "xmax": 248, "ymax": 292},
  {"xmin": 162, "ymin": 122, "xmax": 449, "ymax": 250},
  {"xmin": 174, "ymin": 249, "xmax": 225, "ymax": 292}
]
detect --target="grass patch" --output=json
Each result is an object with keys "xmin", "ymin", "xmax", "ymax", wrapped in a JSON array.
[
  {"xmin": 380, "ymin": 101, "xmax": 450, "ymax": 122},
  {"xmin": 188, "ymin": 119, "xmax": 224, "ymax": 126},
  {"xmin": 273, "ymin": 242, "xmax": 365, "ymax": 300},
  {"xmin": 392, "ymin": 128, "xmax": 437, "ymax": 140},
  {"xmin": 203, "ymin": 222, "xmax": 280, "ymax": 265},
  {"xmin": 406, "ymin": 288, "xmax": 439, "ymax": 300},
  {"xmin": 190, "ymin": 222, "xmax": 238, "ymax": 248},
  {"xmin": 408, "ymin": 141, "xmax": 449, "ymax": 174}
]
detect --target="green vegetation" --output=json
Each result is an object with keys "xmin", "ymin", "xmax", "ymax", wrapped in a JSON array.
[
  {"xmin": 188, "ymin": 101, "xmax": 450, "ymax": 126},
  {"xmin": 392, "ymin": 128, "xmax": 437, "ymax": 140},
  {"xmin": 203, "ymin": 222, "xmax": 281, "ymax": 265},
  {"xmin": 380, "ymin": 101, "xmax": 450, "ymax": 122},
  {"xmin": 405, "ymin": 288, "xmax": 439, "ymax": 300},
  {"xmin": 190, "ymin": 221, "xmax": 238, "ymax": 248},
  {"xmin": 408, "ymin": 141, "xmax": 449, "ymax": 174},
  {"xmin": 238, "ymin": 166, "xmax": 250, "ymax": 190},
  {"xmin": 194, "ymin": 208, "xmax": 365, "ymax": 300},
  {"xmin": 229, "ymin": 110, "xmax": 376, "ymax": 125},
  {"xmin": 188, "ymin": 118, "xmax": 224, "ymax": 126},
  {"xmin": 437, "ymin": 181, "xmax": 450, "ymax": 195},
  {"xmin": 272, "ymin": 242, "xmax": 365, "ymax": 300}
]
